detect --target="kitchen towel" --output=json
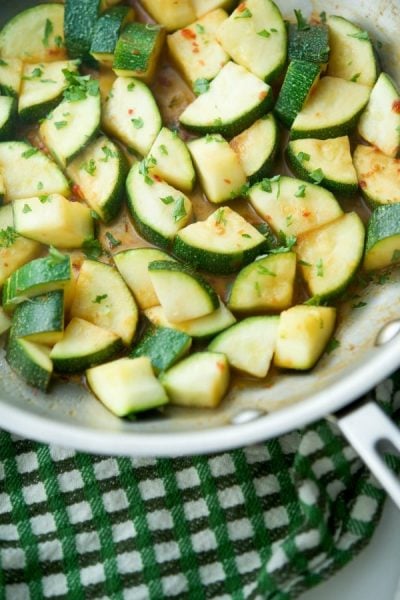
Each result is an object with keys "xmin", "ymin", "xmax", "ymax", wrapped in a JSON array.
[{"xmin": 0, "ymin": 376, "xmax": 399, "ymax": 600}]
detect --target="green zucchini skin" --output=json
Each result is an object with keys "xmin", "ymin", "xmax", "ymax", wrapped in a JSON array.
[
  {"xmin": 6, "ymin": 335, "xmax": 53, "ymax": 392},
  {"xmin": 113, "ymin": 22, "xmax": 166, "ymax": 82},
  {"xmin": 364, "ymin": 204, "xmax": 400, "ymax": 271},
  {"xmin": 11, "ymin": 291, "xmax": 64, "ymax": 344},
  {"xmin": 275, "ymin": 60, "xmax": 321, "ymax": 128},
  {"xmin": 90, "ymin": 7, "xmax": 134, "ymax": 65},
  {"xmin": 130, "ymin": 326, "xmax": 192, "ymax": 373},
  {"xmin": 288, "ymin": 24, "xmax": 330, "ymax": 65},
  {"xmin": 64, "ymin": 0, "xmax": 100, "ymax": 65},
  {"xmin": 0, "ymin": 96, "xmax": 16, "ymax": 141}
]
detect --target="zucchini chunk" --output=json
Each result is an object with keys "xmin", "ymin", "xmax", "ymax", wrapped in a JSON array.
[
  {"xmin": 0, "ymin": 307, "xmax": 11, "ymax": 336},
  {"xmin": 87, "ymin": 356, "xmax": 169, "ymax": 417},
  {"xmin": 173, "ymin": 206, "xmax": 268, "ymax": 274},
  {"xmin": 67, "ymin": 136, "xmax": 127, "ymax": 223},
  {"xmin": 13, "ymin": 194, "xmax": 94, "ymax": 249},
  {"xmin": 286, "ymin": 136, "xmax": 358, "ymax": 195},
  {"xmin": 358, "ymin": 73, "xmax": 400, "ymax": 158},
  {"xmin": 179, "ymin": 61, "xmax": 273, "ymax": 138},
  {"xmin": 11, "ymin": 291, "xmax": 64, "ymax": 346},
  {"xmin": 2, "ymin": 254, "xmax": 72, "ymax": 312},
  {"xmin": 291, "ymin": 76, "xmax": 371, "ymax": 140},
  {"xmin": 230, "ymin": 114, "xmax": 279, "ymax": 182},
  {"xmin": 113, "ymin": 22, "xmax": 166, "ymax": 83},
  {"xmin": 90, "ymin": 7, "xmax": 135, "ymax": 67},
  {"xmin": 50, "ymin": 317, "xmax": 123, "ymax": 373},
  {"xmin": 160, "ymin": 352, "xmax": 230, "ymax": 408},
  {"xmin": 18, "ymin": 60, "xmax": 79, "ymax": 123},
  {"xmin": 0, "ymin": 204, "xmax": 42, "ymax": 288},
  {"xmin": 167, "ymin": 9, "xmax": 230, "ymax": 86},
  {"xmin": 147, "ymin": 127, "xmax": 196, "ymax": 193},
  {"xmin": 228, "ymin": 252, "xmax": 297, "ymax": 313},
  {"xmin": 148, "ymin": 260, "xmax": 219, "ymax": 322},
  {"xmin": 193, "ymin": 0, "xmax": 236, "ymax": 17},
  {"xmin": 0, "ymin": 97, "xmax": 16, "ymax": 141},
  {"xmin": 0, "ymin": 4, "xmax": 66, "ymax": 63},
  {"xmin": 0, "ymin": 141, "xmax": 69, "ymax": 201},
  {"xmin": 208, "ymin": 316, "xmax": 279, "ymax": 378},
  {"xmin": 0, "ymin": 59, "xmax": 23, "ymax": 98},
  {"xmin": 249, "ymin": 175, "xmax": 343, "ymax": 236},
  {"xmin": 6, "ymin": 336, "xmax": 53, "ymax": 392},
  {"xmin": 70, "ymin": 259, "xmax": 138, "ymax": 346},
  {"xmin": 130, "ymin": 326, "xmax": 192, "ymax": 373},
  {"xmin": 288, "ymin": 23, "xmax": 329, "ymax": 65},
  {"xmin": 40, "ymin": 76, "xmax": 101, "ymax": 167},
  {"xmin": 64, "ymin": 0, "xmax": 101, "ymax": 64},
  {"xmin": 188, "ymin": 134, "xmax": 247, "ymax": 203},
  {"xmin": 364, "ymin": 204, "xmax": 400, "ymax": 271},
  {"xmin": 327, "ymin": 16, "xmax": 378, "ymax": 88},
  {"xmin": 297, "ymin": 212, "xmax": 365, "ymax": 300},
  {"xmin": 126, "ymin": 162, "xmax": 193, "ymax": 249},
  {"xmin": 114, "ymin": 248, "xmax": 175, "ymax": 310},
  {"xmin": 353, "ymin": 145, "xmax": 400, "ymax": 207},
  {"xmin": 102, "ymin": 77, "xmax": 162, "ymax": 156},
  {"xmin": 139, "ymin": 0, "xmax": 196, "ymax": 32},
  {"xmin": 274, "ymin": 305, "xmax": 336, "ymax": 370},
  {"xmin": 145, "ymin": 300, "xmax": 236, "ymax": 339},
  {"xmin": 216, "ymin": 0, "xmax": 287, "ymax": 82},
  {"xmin": 275, "ymin": 61, "xmax": 321, "ymax": 128}
]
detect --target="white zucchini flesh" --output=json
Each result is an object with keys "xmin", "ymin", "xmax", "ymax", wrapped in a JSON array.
[
  {"xmin": 147, "ymin": 127, "xmax": 196, "ymax": 193},
  {"xmin": 353, "ymin": 145, "xmax": 400, "ymax": 205}
]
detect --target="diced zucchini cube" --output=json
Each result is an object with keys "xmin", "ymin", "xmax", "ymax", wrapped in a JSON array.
[
  {"xmin": 113, "ymin": 22, "xmax": 166, "ymax": 83},
  {"xmin": 139, "ymin": 0, "xmax": 196, "ymax": 32}
]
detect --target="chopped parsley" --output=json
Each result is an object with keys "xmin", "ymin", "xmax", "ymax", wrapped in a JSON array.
[
  {"xmin": 81, "ymin": 159, "xmax": 96, "ymax": 176},
  {"xmin": 351, "ymin": 73, "xmax": 361, "ymax": 82},
  {"xmin": 298, "ymin": 259, "xmax": 312, "ymax": 267},
  {"xmin": 325, "ymin": 337, "xmax": 341, "ymax": 354},
  {"xmin": 39, "ymin": 195, "xmax": 50, "ymax": 203},
  {"xmin": 257, "ymin": 29, "xmax": 271, "ymax": 38},
  {"xmin": 159, "ymin": 144, "xmax": 168, "ymax": 156},
  {"xmin": 22, "ymin": 204, "xmax": 32, "ymax": 214},
  {"xmin": 215, "ymin": 208, "xmax": 227, "ymax": 226},
  {"xmin": 295, "ymin": 184, "xmax": 307, "ymax": 198},
  {"xmin": 100, "ymin": 146, "xmax": 118, "ymax": 162},
  {"xmin": 294, "ymin": 9, "xmax": 309, "ymax": 30},
  {"xmin": 54, "ymin": 120, "xmax": 68, "ymax": 129},
  {"xmin": 193, "ymin": 78, "xmax": 210, "ymax": 95},
  {"xmin": 172, "ymin": 197, "xmax": 187, "ymax": 222},
  {"xmin": 269, "ymin": 231, "xmax": 297, "ymax": 254},
  {"xmin": 271, "ymin": 175, "xmax": 281, "ymax": 198},
  {"xmin": 63, "ymin": 70, "xmax": 99, "ymax": 102},
  {"xmin": 93, "ymin": 294, "xmax": 108, "ymax": 304},
  {"xmin": 131, "ymin": 117, "xmax": 144, "ymax": 129},
  {"xmin": 285, "ymin": 214, "xmax": 294, "ymax": 227},
  {"xmin": 139, "ymin": 159, "xmax": 154, "ymax": 186},
  {"xmin": 160, "ymin": 196, "xmax": 175, "ymax": 205},
  {"xmin": 260, "ymin": 178, "xmax": 272, "ymax": 193},
  {"xmin": 42, "ymin": 19, "xmax": 54, "ymax": 48},
  {"xmin": 127, "ymin": 81, "xmax": 135, "ymax": 91},
  {"xmin": 241, "ymin": 233, "xmax": 252, "ymax": 239},
  {"xmin": 348, "ymin": 30, "xmax": 369, "ymax": 41},
  {"xmin": 22, "ymin": 67, "xmax": 43, "ymax": 80},
  {"xmin": 304, "ymin": 296, "xmax": 323, "ymax": 306},
  {"xmin": 48, "ymin": 246, "xmax": 66, "ymax": 265},
  {"xmin": 37, "ymin": 181, "xmax": 44, "ymax": 191},
  {"xmin": 234, "ymin": 7, "xmax": 252, "ymax": 19},
  {"xmin": 205, "ymin": 134, "xmax": 223, "ymax": 143},
  {"xmin": 0, "ymin": 226, "xmax": 18, "ymax": 248},
  {"xmin": 54, "ymin": 35, "xmax": 64, "ymax": 48},
  {"xmin": 82, "ymin": 239, "xmax": 103, "ymax": 260},
  {"xmin": 297, "ymin": 151, "xmax": 310, "ymax": 162},
  {"xmin": 196, "ymin": 23, "xmax": 205, "ymax": 34},
  {"xmin": 316, "ymin": 258, "xmax": 324, "ymax": 277},
  {"xmin": 310, "ymin": 168, "xmax": 324, "ymax": 184},
  {"xmin": 257, "ymin": 264, "xmax": 276, "ymax": 277}
]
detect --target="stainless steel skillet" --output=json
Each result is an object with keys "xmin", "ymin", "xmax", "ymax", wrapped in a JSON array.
[{"xmin": 1, "ymin": 0, "xmax": 400, "ymax": 507}]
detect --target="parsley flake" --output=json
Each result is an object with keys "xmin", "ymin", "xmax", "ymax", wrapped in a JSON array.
[
  {"xmin": 22, "ymin": 204, "xmax": 32, "ymax": 214},
  {"xmin": 351, "ymin": 73, "xmax": 361, "ymax": 82},
  {"xmin": 310, "ymin": 168, "xmax": 324, "ymax": 184},
  {"xmin": 105, "ymin": 232, "xmax": 121, "ymax": 249},
  {"xmin": 54, "ymin": 120, "xmax": 68, "ymax": 129},
  {"xmin": 82, "ymin": 239, "xmax": 103, "ymax": 260},
  {"xmin": 42, "ymin": 19, "xmax": 53, "ymax": 48},
  {"xmin": 161, "ymin": 196, "xmax": 175, "ymax": 205},
  {"xmin": 257, "ymin": 29, "xmax": 271, "ymax": 38},
  {"xmin": 81, "ymin": 159, "xmax": 96, "ymax": 176},
  {"xmin": 326, "ymin": 337, "xmax": 341, "ymax": 354},
  {"xmin": 172, "ymin": 197, "xmax": 187, "ymax": 222},
  {"xmin": 127, "ymin": 81, "xmax": 135, "ymax": 91},
  {"xmin": 100, "ymin": 146, "xmax": 118, "ymax": 162},
  {"xmin": 0, "ymin": 226, "xmax": 18, "ymax": 247},
  {"xmin": 297, "ymin": 151, "xmax": 310, "ymax": 162},
  {"xmin": 234, "ymin": 7, "xmax": 252, "ymax": 19},
  {"xmin": 131, "ymin": 117, "xmax": 144, "ymax": 129},
  {"xmin": 316, "ymin": 258, "xmax": 324, "ymax": 277},
  {"xmin": 48, "ymin": 246, "xmax": 66, "ymax": 265},
  {"xmin": 93, "ymin": 294, "xmax": 108, "ymax": 304},
  {"xmin": 348, "ymin": 30, "xmax": 369, "ymax": 41},
  {"xmin": 159, "ymin": 144, "xmax": 168, "ymax": 156},
  {"xmin": 295, "ymin": 184, "xmax": 307, "ymax": 198},
  {"xmin": 193, "ymin": 78, "xmax": 210, "ymax": 95},
  {"xmin": 37, "ymin": 181, "xmax": 44, "ymax": 191},
  {"xmin": 54, "ymin": 35, "xmax": 64, "ymax": 48},
  {"xmin": 257, "ymin": 264, "xmax": 276, "ymax": 277},
  {"xmin": 39, "ymin": 195, "xmax": 50, "ymax": 203},
  {"xmin": 196, "ymin": 23, "xmax": 205, "ymax": 34},
  {"xmin": 294, "ymin": 9, "xmax": 309, "ymax": 30},
  {"xmin": 215, "ymin": 208, "xmax": 227, "ymax": 226}
]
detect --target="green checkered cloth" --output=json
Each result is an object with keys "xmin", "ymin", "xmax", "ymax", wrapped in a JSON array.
[{"xmin": 1, "ymin": 377, "xmax": 399, "ymax": 600}]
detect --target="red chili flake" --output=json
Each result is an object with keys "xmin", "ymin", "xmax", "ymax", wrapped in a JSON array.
[
  {"xmin": 302, "ymin": 210, "xmax": 311, "ymax": 217},
  {"xmin": 359, "ymin": 180, "xmax": 367, "ymax": 189},
  {"xmin": 237, "ymin": 2, "xmax": 247, "ymax": 11},
  {"xmin": 224, "ymin": 178, "xmax": 231, "ymax": 184},
  {"xmin": 128, "ymin": 108, "xmax": 135, "ymax": 115},
  {"xmin": 392, "ymin": 100, "xmax": 400, "ymax": 113},
  {"xmin": 259, "ymin": 91, "xmax": 267, "ymax": 100},
  {"xmin": 198, "ymin": 60, "xmax": 205, "ymax": 66},
  {"xmin": 181, "ymin": 28, "xmax": 196, "ymax": 40},
  {"xmin": 154, "ymin": 175, "xmax": 162, "ymax": 182},
  {"xmin": 193, "ymin": 48, "xmax": 200, "ymax": 54},
  {"xmin": 72, "ymin": 184, "xmax": 83, "ymax": 198}
]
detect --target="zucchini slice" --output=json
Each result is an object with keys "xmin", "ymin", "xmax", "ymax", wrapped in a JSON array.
[
  {"xmin": 167, "ymin": 9, "xmax": 230, "ymax": 86},
  {"xmin": 230, "ymin": 114, "xmax": 279, "ymax": 182},
  {"xmin": 0, "ymin": 4, "xmax": 66, "ymax": 63},
  {"xmin": 130, "ymin": 326, "xmax": 192, "ymax": 373},
  {"xmin": 179, "ymin": 61, "xmax": 273, "ymax": 138},
  {"xmin": 148, "ymin": 260, "xmax": 219, "ymax": 322},
  {"xmin": 67, "ymin": 136, "xmax": 127, "ymax": 223},
  {"xmin": 147, "ymin": 127, "xmax": 196, "ymax": 193},
  {"xmin": 0, "ymin": 307, "xmax": 11, "ymax": 336},
  {"xmin": 11, "ymin": 291, "xmax": 64, "ymax": 346},
  {"xmin": 358, "ymin": 73, "xmax": 400, "ymax": 158},
  {"xmin": 216, "ymin": 0, "xmax": 287, "ymax": 82},
  {"xmin": 286, "ymin": 136, "xmax": 358, "ymax": 195},
  {"xmin": 6, "ymin": 336, "xmax": 53, "ymax": 392},
  {"xmin": 139, "ymin": 0, "xmax": 196, "ymax": 32},
  {"xmin": 50, "ymin": 317, "xmax": 123, "ymax": 373},
  {"xmin": 288, "ymin": 23, "xmax": 329, "ymax": 65},
  {"xmin": 114, "ymin": 248, "xmax": 175, "ymax": 310},
  {"xmin": 113, "ymin": 22, "xmax": 166, "ymax": 83},
  {"xmin": 18, "ymin": 60, "xmax": 79, "ymax": 123},
  {"xmin": 64, "ymin": 0, "xmax": 101, "ymax": 63},
  {"xmin": 188, "ymin": 134, "xmax": 247, "ymax": 204},
  {"xmin": 2, "ymin": 254, "xmax": 72, "ymax": 312},
  {"xmin": 327, "ymin": 16, "xmax": 378, "ymax": 88},
  {"xmin": 102, "ymin": 77, "xmax": 162, "ymax": 156},
  {"xmin": 291, "ymin": 76, "xmax": 371, "ymax": 140},
  {"xmin": 90, "ymin": 6, "xmax": 135, "ymax": 67},
  {"xmin": 0, "ymin": 58, "xmax": 23, "ymax": 98},
  {"xmin": 353, "ymin": 145, "xmax": 400, "ymax": 207},
  {"xmin": 227, "ymin": 252, "xmax": 297, "ymax": 313},
  {"xmin": 364, "ymin": 204, "xmax": 400, "ymax": 271},
  {"xmin": 249, "ymin": 176, "xmax": 343, "ymax": 237},
  {"xmin": 275, "ymin": 61, "xmax": 321, "ymax": 128},
  {"xmin": 208, "ymin": 316, "xmax": 279, "ymax": 378},
  {"xmin": 160, "ymin": 352, "xmax": 230, "ymax": 408},
  {"xmin": 193, "ymin": 0, "xmax": 236, "ymax": 18},
  {"xmin": 145, "ymin": 300, "xmax": 236, "ymax": 339},
  {"xmin": 274, "ymin": 305, "xmax": 336, "ymax": 370},
  {"xmin": 87, "ymin": 356, "xmax": 169, "ymax": 417},
  {"xmin": 297, "ymin": 212, "xmax": 365, "ymax": 299},
  {"xmin": 40, "ymin": 79, "xmax": 101, "ymax": 167},
  {"xmin": 0, "ymin": 141, "xmax": 69, "ymax": 201},
  {"xmin": 126, "ymin": 162, "xmax": 193, "ymax": 249},
  {"xmin": 13, "ymin": 194, "xmax": 94, "ymax": 249},
  {"xmin": 0, "ymin": 97, "xmax": 16, "ymax": 141},
  {"xmin": 173, "ymin": 206, "xmax": 268, "ymax": 274},
  {"xmin": 70, "ymin": 259, "xmax": 138, "ymax": 346},
  {"xmin": 0, "ymin": 204, "xmax": 42, "ymax": 288}
]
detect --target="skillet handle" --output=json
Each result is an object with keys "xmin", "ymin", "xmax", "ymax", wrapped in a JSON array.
[{"xmin": 335, "ymin": 401, "xmax": 400, "ymax": 510}]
